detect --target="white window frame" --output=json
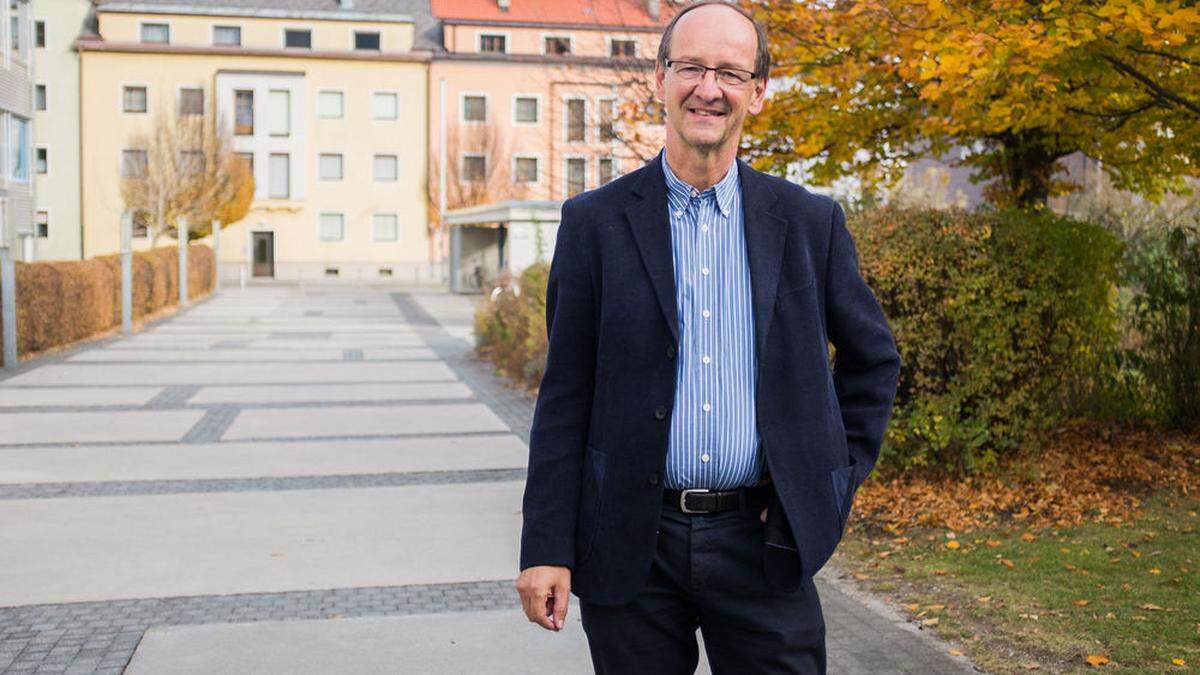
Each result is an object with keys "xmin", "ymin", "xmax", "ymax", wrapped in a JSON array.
[
  {"xmin": 35, "ymin": 207, "xmax": 48, "ymax": 238},
  {"xmin": 316, "ymin": 88, "xmax": 345, "ymax": 119},
  {"xmin": 317, "ymin": 211, "xmax": 345, "ymax": 243},
  {"xmin": 460, "ymin": 152, "xmax": 487, "ymax": 183},
  {"xmin": 34, "ymin": 143, "xmax": 46, "ymax": 176},
  {"xmin": 33, "ymin": 81, "xmax": 45, "ymax": 111},
  {"xmin": 512, "ymin": 153, "xmax": 541, "ymax": 185},
  {"xmin": 317, "ymin": 152, "xmax": 344, "ymax": 181},
  {"xmin": 120, "ymin": 148, "xmax": 149, "ymax": 179},
  {"xmin": 211, "ymin": 23, "xmax": 242, "ymax": 47},
  {"xmin": 476, "ymin": 30, "xmax": 510, "ymax": 54},
  {"xmin": 119, "ymin": 82, "xmax": 150, "ymax": 115},
  {"xmin": 606, "ymin": 35, "xmax": 639, "ymax": 58},
  {"xmin": 459, "ymin": 91, "xmax": 487, "ymax": 124},
  {"xmin": 562, "ymin": 95, "xmax": 587, "ymax": 144},
  {"xmin": 540, "ymin": 32, "xmax": 574, "ymax": 55},
  {"xmin": 511, "ymin": 93, "xmax": 541, "ymax": 126},
  {"xmin": 33, "ymin": 16, "xmax": 44, "ymax": 49},
  {"xmin": 268, "ymin": 152, "xmax": 291, "ymax": 199},
  {"xmin": 267, "ymin": 88, "xmax": 291, "ymax": 137},
  {"xmin": 281, "ymin": 26, "xmax": 313, "ymax": 49},
  {"xmin": 371, "ymin": 212, "xmax": 399, "ymax": 243},
  {"xmin": 176, "ymin": 84, "xmax": 205, "ymax": 117},
  {"xmin": 596, "ymin": 96, "xmax": 618, "ymax": 142},
  {"xmin": 8, "ymin": 115, "xmax": 28, "ymax": 182},
  {"xmin": 371, "ymin": 89, "xmax": 399, "ymax": 121},
  {"xmin": 138, "ymin": 19, "xmax": 171, "ymax": 45},
  {"xmin": 596, "ymin": 155, "xmax": 616, "ymax": 186},
  {"xmin": 372, "ymin": 153, "xmax": 399, "ymax": 182},
  {"xmin": 563, "ymin": 154, "xmax": 587, "ymax": 198}
]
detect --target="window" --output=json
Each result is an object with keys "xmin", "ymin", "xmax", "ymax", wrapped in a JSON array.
[
  {"xmin": 9, "ymin": 117, "xmax": 28, "ymax": 181},
  {"xmin": 140, "ymin": 22, "xmax": 169, "ymax": 44},
  {"xmin": 611, "ymin": 39, "xmax": 636, "ymax": 58},
  {"xmin": 179, "ymin": 87, "xmax": 203, "ymax": 116},
  {"xmin": 514, "ymin": 96, "xmax": 538, "ymax": 124},
  {"xmin": 269, "ymin": 153, "xmax": 290, "ymax": 198},
  {"xmin": 213, "ymin": 25, "xmax": 241, "ymax": 46},
  {"xmin": 319, "ymin": 153, "xmax": 343, "ymax": 181},
  {"xmin": 599, "ymin": 98, "xmax": 616, "ymax": 141},
  {"xmin": 372, "ymin": 92, "xmax": 398, "ymax": 120},
  {"xmin": 566, "ymin": 157, "xmax": 585, "ymax": 197},
  {"xmin": 132, "ymin": 210, "xmax": 150, "ymax": 237},
  {"xmin": 121, "ymin": 149, "xmax": 148, "ymax": 178},
  {"xmin": 354, "ymin": 31, "xmax": 380, "ymax": 50},
  {"xmin": 35, "ymin": 146, "xmax": 46, "ymax": 174},
  {"xmin": 268, "ymin": 89, "xmax": 290, "ymax": 136},
  {"xmin": 318, "ymin": 90, "xmax": 343, "ymax": 119},
  {"xmin": 373, "ymin": 154, "xmax": 398, "ymax": 181},
  {"xmin": 35, "ymin": 211, "xmax": 47, "ymax": 238},
  {"xmin": 372, "ymin": 213, "xmax": 398, "ymax": 242},
  {"xmin": 598, "ymin": 157, "xmax": 614, "ymax": 185},
  {"xmin": 179, "ymin": 149, "xmax": 203, "ymax": 175},
  {"xmin": 566, "ymin": 98, "xmax": 585, "ymax": 142},
  {"xmin": 462, "ymin": 154, "xmax": 486, "ymax": 182},
  {"xmin": 514, "ymin": 156, "xmax": 538, "ymax": 183},
  {"xmin": 9, "ymin": 0, "xmax": 21, "ymax": 57},
  {"xmin": 462, "ymin": 95, "xmax": 486, "ymax": 122},
  {"xmin": 479, "ymin": 33, "xmax": 506, "ymax": 53},
  {"xmin": 544, "ymin": 36, "xmax": 571, "ymax": 55},
  {"xmin": 319, "ymin": 213, "xmax": 344, "ymax": 242},
  {"xmin": 237, "ymin": 152, "xmax": 253, "ymax": 176},
  {"xmin": 123, "ymin": 86, "xmax": 147, "ymax": 113},
  {"xmin": 34, "ymin": 84, "xmax": 45, "ymax": 111},
  {"xmin": 34, "ymin": 20, "xmax": 44, "ymax": 48},
  {"xmin": 284, "ymin": 29, "xmax": 311, "ymax": 48},
  {"xmin": 234, "ymin": 90, "xmax": 254, "ymax": 135}
]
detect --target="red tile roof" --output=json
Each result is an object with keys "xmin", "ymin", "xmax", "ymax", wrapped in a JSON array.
[{"xmin": 431, "ymin": 0, "xmax": 672, "ymax": 28}]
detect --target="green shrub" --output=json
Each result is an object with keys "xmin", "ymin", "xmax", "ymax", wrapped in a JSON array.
[
  {"xmin": 849, "ymin": 206, "xmax": 1123, "ymax": 474},
  {"xmin": 1121, "ymin": 224, "xmax": 1200, "ymax": 427},
  {"xmin": 474, "ymin": 262, "xmax": 549, "ymax": 391}
]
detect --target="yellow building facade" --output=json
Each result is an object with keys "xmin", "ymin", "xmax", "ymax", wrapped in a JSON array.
[{"xmin": 80, "ymin": 3, "xmax": 434, "ymax": 282}]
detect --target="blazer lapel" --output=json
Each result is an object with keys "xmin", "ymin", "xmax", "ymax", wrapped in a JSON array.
[
  {"xmin": 625, "ymin": 154, "xmax": 679, "ymax": 343},
  {"xmin": 737, "ymin": 159, "xmax": 787, "ymax": 358}
]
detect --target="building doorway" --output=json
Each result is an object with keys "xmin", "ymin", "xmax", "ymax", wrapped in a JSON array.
[{"xmin": 252, "ymin": 231, "xmax": 274, "ymax": 278}]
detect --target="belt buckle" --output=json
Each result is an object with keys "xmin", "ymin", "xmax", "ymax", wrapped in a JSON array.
[{"xmin": 679, "ymin": 488, "xmax": 711, "ymax": 514}]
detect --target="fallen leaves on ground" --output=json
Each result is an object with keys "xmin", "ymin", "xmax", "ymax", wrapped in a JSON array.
[{"xmin": 853, "ymin": 422, "xmax": 1200, "ymax": 535}]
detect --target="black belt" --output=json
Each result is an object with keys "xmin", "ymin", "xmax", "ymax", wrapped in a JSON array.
[{"xmin": 662, "ymin": 484, "xmax": 771, "ymax": 514}]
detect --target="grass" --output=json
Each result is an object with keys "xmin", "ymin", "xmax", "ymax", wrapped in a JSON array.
[{"xmin": 831, "ymin": 491, "xmax": 1200, "ymax": 673}]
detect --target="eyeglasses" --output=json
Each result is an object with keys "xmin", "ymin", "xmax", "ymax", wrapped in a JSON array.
[{"xmin": 665, "ymin": 59, "xmax": 757, "ymax": 86}]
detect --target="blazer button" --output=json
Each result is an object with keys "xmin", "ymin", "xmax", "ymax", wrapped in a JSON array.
[
  {"xmin": 647, "ymin": 473, "xmax": 660, "ymax": 486},
  {"xmin": 666, "ymin": 345, "xmax": 677, "ymax": 359},
  {"xmin": 654, "ymin": 405, "xmax": 667, "ymax": 420}
]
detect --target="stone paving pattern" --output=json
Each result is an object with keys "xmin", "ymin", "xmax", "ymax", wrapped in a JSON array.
[{"xmin": 0, "ymin": 284, "xmax": 982, "ymax": 674}]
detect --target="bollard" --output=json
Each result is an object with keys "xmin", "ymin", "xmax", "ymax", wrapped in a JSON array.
[
  {"xmin": 177, "ymin": 216, "xmax": 188, "ymax": 308},
  {"xmin": 211, "ymin": 219, "xmax": 222, "ymax": 293},
  {"xmin": 121, "ymin": 212, "xmax": 133, "ymax": 335},
  {"xmin": 0, "ymin": 243, "xmax": 15, "ymax": 369}
]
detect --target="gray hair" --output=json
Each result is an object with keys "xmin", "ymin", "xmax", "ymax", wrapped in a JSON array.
[{"xmin": 655, "ymin": 0, "xmax": 771, "ymax": 80}]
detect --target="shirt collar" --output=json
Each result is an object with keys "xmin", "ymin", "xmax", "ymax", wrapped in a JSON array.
[{"xmin": 661, "ymin": 151, "xmax": 739, "ymax": 217}]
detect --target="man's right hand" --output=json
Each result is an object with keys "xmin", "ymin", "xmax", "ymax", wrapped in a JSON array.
[{"xmin": 516, "ymin": 565, "xmax": 571, "ymax": 631}]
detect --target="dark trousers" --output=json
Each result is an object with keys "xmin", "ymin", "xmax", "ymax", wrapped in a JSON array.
[{"xmin": 579, "ymin": 503, "xmax": 826, "ymax": 674}]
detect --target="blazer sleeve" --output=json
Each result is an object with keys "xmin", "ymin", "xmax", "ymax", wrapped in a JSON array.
[
  {"xmin": 518, "ymin": 199, "xmax": 597, "ymax": 572},
  {"xmin": 823, "ymin": 200, "xmax": 901, "ymax": 490}
]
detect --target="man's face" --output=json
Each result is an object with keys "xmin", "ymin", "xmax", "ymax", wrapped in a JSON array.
[{"xmin": 655, "ymin": 5, "xmax": 767, "ymax": 156}]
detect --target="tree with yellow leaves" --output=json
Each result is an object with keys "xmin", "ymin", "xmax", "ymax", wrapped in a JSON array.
[{"xmin": 745, "ymin": 0, "xmax": 1200, "ymax": 208}]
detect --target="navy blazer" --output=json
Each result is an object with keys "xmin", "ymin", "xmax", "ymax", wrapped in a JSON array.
[{"xmin": 519, "ymin": 153, "xmax": 901, "ymax": 605}]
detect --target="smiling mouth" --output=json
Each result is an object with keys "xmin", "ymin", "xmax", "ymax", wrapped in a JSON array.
[{"xmin": 687, "ymin": 107, "xmax": 727, "ymax": 118}]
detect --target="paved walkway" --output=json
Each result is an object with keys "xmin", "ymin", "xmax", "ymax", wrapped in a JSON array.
[{"xmin": 0, "ymin": 284, "xmax": 982, "ymax": 674}]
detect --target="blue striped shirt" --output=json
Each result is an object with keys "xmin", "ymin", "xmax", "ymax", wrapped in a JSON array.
[{"xmin": 661, "ymin": 155, "xmax": 763, "ymax": 490}]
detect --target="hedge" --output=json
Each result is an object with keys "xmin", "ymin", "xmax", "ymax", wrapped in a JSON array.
[{"xmin": 0, "ymin": 245, "xmax": 214, "ymax": 358}]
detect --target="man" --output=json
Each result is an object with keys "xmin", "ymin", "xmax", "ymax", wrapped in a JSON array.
[{"xmin": 515, "ymin": 1, "xmax": 901, "ymax": 672}]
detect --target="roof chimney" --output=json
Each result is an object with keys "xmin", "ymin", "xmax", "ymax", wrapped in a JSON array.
[
  {"xmin": 497, "ymin": 0, "xmax": 510, "ymax": 10},
  {"xmin": 647, "ymin": 0, "xmax": 659, "ymax": 20}
]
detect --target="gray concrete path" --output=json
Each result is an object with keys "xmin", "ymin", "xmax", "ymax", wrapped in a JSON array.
[{"xmin": 0, "ymin": 284, "xmax": 982, "ymax": 674}]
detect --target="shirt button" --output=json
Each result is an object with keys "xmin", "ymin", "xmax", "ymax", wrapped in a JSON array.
[
  {"xmin": 701, "ymin": 225, "xmax": 709, "ymax": 233},
  {"xmin": 701, "ymin": 453, "xmax": 711, "ymax": 463},
  {"xmin": 647, "ymin": 473, "xmax": 660, "ymax": 486},
  {"xmin": 666, "ymin": 344, "xmax": 676, "ymax": 359},
  {"xmin": 654, "ymin": 405, "xmax": 668, "ymax": 420},
  {"xmin": 702, "ymin": 309, "xmax": 711, "ymax": 318},
  {"xmin": 702, "ymin": 402, "xmax": 711, "ymax": 412},
  {"xmin": 701, "ymin": 355, "xmax": 711, "ymax": 364},
  {"xmin": 674, "ymin": 210, "xmax": 682, "ymax": 217},
  {"xmin": 701, "ymin": 267, "xmax": 710, "ymax": 276}
]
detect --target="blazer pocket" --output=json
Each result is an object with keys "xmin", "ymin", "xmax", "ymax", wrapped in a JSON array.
[
  {"xmin": 829, "ymin": 460, "xmax": 858, "ymax": 532},
  {"xmin": 576, "ymin": 445, "xmax": 606, "ymax": 565}
]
